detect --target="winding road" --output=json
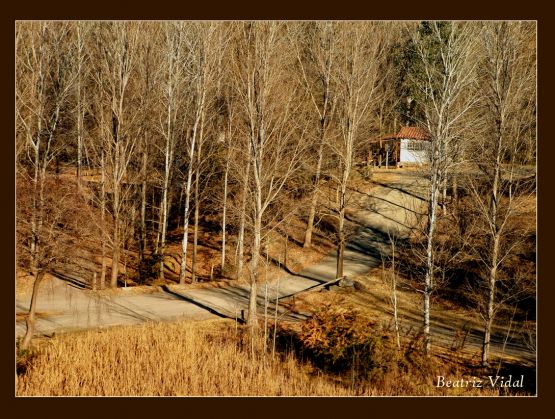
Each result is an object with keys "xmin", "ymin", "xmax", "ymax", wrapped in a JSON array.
[{"xmin": 16, "ymin": 169, "xmax": 535, "ymax": 366}]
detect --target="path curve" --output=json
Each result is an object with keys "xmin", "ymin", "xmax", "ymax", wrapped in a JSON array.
[{"xmin": 16, "ymin": 170, "xmax": 535, "ymax": 366}]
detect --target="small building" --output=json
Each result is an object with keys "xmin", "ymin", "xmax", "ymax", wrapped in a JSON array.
[
  {"xmin": 397, "ymin": 126, "xmax": 431, "ymax": 166},
  {"xmin": 364, "ymin": 126, "xmax": 431, "ymax": 168}
]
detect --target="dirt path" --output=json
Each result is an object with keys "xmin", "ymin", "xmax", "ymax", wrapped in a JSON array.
[
  {"xmin": 15, "ymin": 169, "xmax": 535, "ymax": 366},
  {"xmin": 16, "ymin": 171, "xmax": 418, "ymax": 336}
]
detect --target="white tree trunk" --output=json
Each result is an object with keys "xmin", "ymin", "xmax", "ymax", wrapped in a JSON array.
[
  {"xmin": 424, "ymin": 147, "xmax": 440, "ymax": 355},
  {"xmin": 221, "ymin": 159, "xmax": 229, "ymax": 271},
  {"xmin": 179, "ymin": 138, "xmax": 197, "ymax": 285},
  {"xmin": 236, "ymin": 156, "xmax": 251, "ymax": 280}
]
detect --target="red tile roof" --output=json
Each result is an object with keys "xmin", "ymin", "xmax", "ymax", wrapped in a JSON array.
[{"xmin": 396, "ymin": 126, "xmax": 431, "ymax": 141}]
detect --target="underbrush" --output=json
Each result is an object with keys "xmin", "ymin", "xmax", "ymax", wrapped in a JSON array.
[
  {"xmin": 16, "ymin": 341, "xmax": 38, "ymax": 377},
  {"xmin": 275, "ymin": 304, "xmax": 504, "ymax": 396}
]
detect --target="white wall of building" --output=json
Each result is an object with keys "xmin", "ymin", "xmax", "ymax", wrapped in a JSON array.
[{"xmin": 399, "ymin": 138, "xmax": 429, "ymax": 164}]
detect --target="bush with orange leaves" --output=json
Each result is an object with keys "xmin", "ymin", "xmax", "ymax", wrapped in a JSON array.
[{"xmin": 297, "ymin": 303, "xmax": 398, "ymax": 382}]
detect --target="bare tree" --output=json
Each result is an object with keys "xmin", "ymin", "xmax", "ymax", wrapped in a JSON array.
[
  {"xmin": 135, "ymin": 25, "xmax": 160, "ymax": 266},
  {"xmin": 72, "ymin": 22, "xmax": 90, "ymax": 190},
  {"xmin": 231, "ymin": 21, "xmax": 307, "ymax": 329},
  {"xmin": 386, "ymin": 229, "xmax": 402, "ymax": 350},
  {"xmin": 91, "ymin": 22, "xmax": 141, "ymax": 288},
  {"xmin": 331, "ymin": 22, "xmax": 390, "ymax": 279},
  {"xmin": 219, "ymin": 100, "xmax": 236, "ymax": 274},
  {"xmin": 156, "ymin": 22, "xmax": 186, "ymax": 280},
  {"xmin": 16, "ymin": 22, "xmax": 78, "ymax": 348},
  {"xmin": 234, "ymin": 146, "xmax": 251, "ymax": 281},
  {"xmin": 191, "ymin": 105, "xmax": 222, "ymax": 282},
  {"xmin": 289, "ymin": 22, "xmax": 337, "ymax": 249},
  {"xmin": 469, "ymin": 21, "xmax": 536, "ymax": 366},
  {"xmin": 411, "ymin": 21, "xmax": 478, "ymax": 354},
  {"xmin": 178, "ymin": 23, "xmax": 221, "ymax": 285}
]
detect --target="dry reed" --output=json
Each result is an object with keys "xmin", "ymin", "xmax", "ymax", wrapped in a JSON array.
[
  {"xmin": 16, "ymin": 320, "xmax": 351, "ymax": 396},
  {"xmin": 16, "ymin": 319, "xmax": 503, "ymax": 396}
]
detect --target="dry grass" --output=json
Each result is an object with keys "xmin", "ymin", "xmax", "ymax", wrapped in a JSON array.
[
  {"xmin": 16, "ymin": 319, "xmax": 352, "ymax": 397},
  {"xmin": 16, "ymin": 318, "xmax": 507, "ymax": 397}
]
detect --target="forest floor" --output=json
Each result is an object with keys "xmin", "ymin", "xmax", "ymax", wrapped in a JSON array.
[{"xmin": 16, "ymin": 167, "xmax": 535, "ymax": 370}]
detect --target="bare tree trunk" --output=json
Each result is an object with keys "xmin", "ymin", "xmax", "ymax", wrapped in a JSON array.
[
  {"xmin": 303, "ymin": 137, "xmax": 325, "ymax": 248},
  {"xmin": 110, "ymin": 140, "xmax": 121, "ymax": 288},
  {"xmin": 236, "ymin": 156, "xmax": 251, "ymax": 280},
  {"xmin": 234, "ymin": 21, "xmax": 309, "ymax": 334},
  {"xmin": 20, "ymin": 24, "xmax": 61, "ymax": 350},
  {"xmin": 96, "ymin": 23, "xmax": 139, "ymax": 289},
  {"xmin": 179, "ymin": 146, "xmax": 195, "ymax": 285},
  {"xmin": 336, "ymin": 158, "xmax": 350, "ymax": 279},
  {"xmin": 158, "ymin": 133, "xmax": 172, "ymax": 280},
  {"xmin": 330, "ymin": 23, "xmax": 386, "ymax": 281},
  {"xmin": 248, "ymin": 212, "xmax": 261, "ymax": 329},
  {"xmin": 424, "ymin": 156, "xmax": 440, "ymax": 355},
  {"xmin": 30, "ymin": 140, "xmax": 40, "ymax": 274},
  {"xmin": 110, "ymin": 220, "xmax": 120, "ymax": 288},
  {"xmin": 75, "ymin": 23, "xmax": 86, "ymax": 191},
  {"xmin": 441, "ymin": 171, "xmax": 448, "ymax": 215},
  {"xmin": 482, "ymin": 239, "xmax": 499, "ymax": 366},
  {"xmin": 192, "ymin": 166, "xmax": 200, "ymax": 283},
  {"xmin": 392, "ymin": 267, "xmax": 401, "ymax": 350},
  {"xmin": 139, "ymin": 149, "xmax": 147, "ymax": 262},
  {"xmin": 192, "ymin": 103, "xmax": 207, "ymax": 283},
  {"xmin": 179, "ymin": 115, "xmax": 203, "ymax": 285},
  {"xmin": 388, "ymin": 234, "xmax": 401, "ymax": 350},
  {"xmin": 100, "ymin": 151, "xmax": 107, "ymax": 288},
  {"xmin": 336, "ymin": 205, "xmax": 345, "ymax": 279},
  {"xmin": 154, "ymin": 210, "xmax": 161, "ymax": 255},
  {"xmin": 221, "ymin": 157, "xmax": 229, "ymax": 272},
  {"xmin": 32, "ymin": 121, "xmax": 60, "ymax": 338},
  {"xmin": 482, "ymin": 128, "xmax": 502, "ymax": 366},
  {"xmin": 21, "ymin": 271, "xmax": 45, "ymax": 351}
]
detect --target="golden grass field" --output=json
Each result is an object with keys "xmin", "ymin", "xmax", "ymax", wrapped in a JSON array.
[
  {"xmin": 16, "ymin": 319, "xmax": 504, "ymax": 397},
  {"xmin": 17, "ymin": 320, "xmax": 351, "ymax": 397}
]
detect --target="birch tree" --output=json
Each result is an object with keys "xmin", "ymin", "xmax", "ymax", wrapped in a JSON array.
[
  {"xmin": 219, "ymin": 97, "xmax": 235, "ymax": 274},
  {"xmin": 412, "ymin": 21, "xmax": 477, "ymax": 354},
  {"xmin": 178, "ymin": 22, "xmax": 220, "ymax": 284},
  {"xmin": 231, "ymin": 21, "xmax": 307, "ymax": 329},
  {"xmin": 234, "ymin": 139, "xmax": 251, "ymax": 281},
  {"xmin": 156, "ymin": 22, "xmax": 185, "ymax": 280},
  {"xmin": 471, "ymin": 21, "xmax": 536, "ymax": 366}
]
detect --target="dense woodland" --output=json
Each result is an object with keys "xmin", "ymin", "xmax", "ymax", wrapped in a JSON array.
[{"xmin": 16, "ymin": 21, "xmax": 536, "ymax": 371}]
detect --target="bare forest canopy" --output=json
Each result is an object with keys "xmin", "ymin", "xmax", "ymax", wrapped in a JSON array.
[{"xmin": 16, "ymin": 21, "xmax": 536, "ymax": 362}]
